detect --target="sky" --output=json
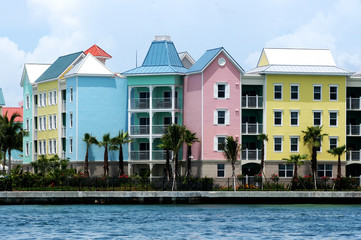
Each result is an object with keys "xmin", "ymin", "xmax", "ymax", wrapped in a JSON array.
[{"xmin": 1, "ymin": 0, "xmax": 361, "ymax": 106}]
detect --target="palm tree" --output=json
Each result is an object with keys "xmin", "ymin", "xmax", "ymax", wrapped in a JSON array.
[
  {"xmin": 257, "ymin": 133, "xmax": 268, "ymax": 175},
  {"xmin": 183, "ymin": 129, "xmax": 199, "ymax": 177},
  {"xmin": 282, "ymin": 154, "xmax": 308, "ymax": 181},
  {"xmin": 163, "ymin": 124, "xmax": 186, "ymax": 190},
  {"xmin": 158, "ymin": 134, "xmax": 172, "ymax": 180},
  {"xmin": 83, "ymin": 133, "xmax": 98, "ymax": 177},
  {"xmin": 0, "ymin": 112, "xmax": 23, "ymax": 175},
  {"xmin": 302, "ymin": 126, "xmax": 328, "ymax": 189},
  {"xmin": 98, "ymin": 133, "xmax": 112, "ymax": 176},
  {"xmin": 327, "ymin": 145, "xmax": 346, "ymax": 179},
  {"xmin": 221, "ymin": 136, "xmax": 241, "ymax": 191},
  {"xmin": 111, "ymin": 130, "xmax": 132, "ymax": 176}
]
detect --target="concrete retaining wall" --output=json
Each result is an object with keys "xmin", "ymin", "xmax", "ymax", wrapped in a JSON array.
[{"xmin": 1, "ymin": 191, "xmax": 361, "ymax": 204}]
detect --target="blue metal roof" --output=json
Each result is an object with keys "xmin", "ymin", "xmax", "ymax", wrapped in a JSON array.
[
  {"xmin": 187, "ymin": 47, "xmax": 244, "ymax": 73},
  {"xmin": 36, "ymin": 51, "xmax": 83, "ymax": 82},
  {"xmin": 0, "ymin": 88, "xmax": 5, "ymax": 106},
  {"xmin": 123, "ymin": 40, "xmax": 187, "ymax": 75}
]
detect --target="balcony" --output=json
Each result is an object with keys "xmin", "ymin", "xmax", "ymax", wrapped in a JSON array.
[
  {"xmin": 242, "ymin": 123, "xmax": 263, "ymax": 135},
  {"xmin": 33, "ymin": 153, "xmax": 38, "ymax": 161},
  {"xmin": 130, "ymin": 125, "xmax": 150, "ymax": 135},
  {"xmin": 33, "ymin": 129, "xmax": 38, "ymax": 140},
  {"xmin": 152, "ymin": 150, "xmax": 169, "ymax": 160},
  {"xmin": 130, "ymin": 98, "xmax": 149, "ymax": 110},
  {"xmin": 347, "ymin": 125, "xmax": 361, "ymax": 136},
  {"xmin": 34, "ymin": 105, "xmax": 38, "ymax": 116},
  {"xmin": 153, "ymin": 98, "xmax": 172, "ymax": 109},
  {"xmin": 242, "ymin": 149, "xmax": 261, "ymax": 161},
  {"xmin": 347, "ymin": 98, "xmax": 361, "ymax": 110},
  {"xmin": 61, "ymin": 126, "xmax": 66, "ymax": 137},
  {"xmin": 61, "ymin": 151, "xmax": 66, "ymax": 160},
  {"xmin": 130, "ymin": 151, "xmax": 150, "ymax": 160},
  {"xmin": 242, "ymin": 95, "xmax": 263, "ymax": 108},
  {"xmin": 62, "ymin": 100, "xmax": 66, "ymax": 112},
  {"xmin": 152, "ymin": 125, "xmax": 169, "ymax": 135},
  {"xmin": 347, "ymin": 151, "xmax": 361, "ymax": 161}
]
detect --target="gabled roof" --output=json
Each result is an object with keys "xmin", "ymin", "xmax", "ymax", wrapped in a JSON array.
[
  {"xmin": 247, "ymin": 48, "xmax": 352, "ymax": 76},
  {"xmin": 0, "ymin": 88, "xmax": 5, "ymax": 106},
  {"xmin": 123, "ymin": 39, "xmax": 187, "ymax": 75},
  {"xmin": 354, "ymin": 68, "xmax": 361, "ymax": 76},
  {"xmin": 2, "ymin": 107, "xmax": 23, "ymax": 122},
  {"xmin": 64, "ymin": 53, "xmax": 114, "ymax": 77},
  {"xmin": 36, "ymin": 51, "xmax": 84, "ymax": 82},
  {"xmin": 20, "ymin": 63, "xmax": 51, "ymax": 86},
  {"xmin": 187, "ymin": 47, "xmax": 244, "ymax": 74},
  {"xmin": 84, "ymin": 45, "xmax": 112, "ymax": 59},
  {"xmin": 178, "ymin": 51, "xmax": 195, "ymax": 69}
]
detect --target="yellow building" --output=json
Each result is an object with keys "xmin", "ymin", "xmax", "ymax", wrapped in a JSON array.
[{"xmin": 246, "ymin": 48, "xmax": 352, "ymax": 178}]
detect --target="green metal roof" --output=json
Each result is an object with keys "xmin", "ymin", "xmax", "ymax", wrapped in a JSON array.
[
  {"xmin": 36, "ymin": 51, "xmax": 83, "ymax": 82},
  {"xmin": 0, "ymin": 88, "xmax": 5, "ymax": 106}
]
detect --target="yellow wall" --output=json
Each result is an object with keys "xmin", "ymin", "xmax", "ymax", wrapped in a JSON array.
[
  {"xmin": 266, "ymin": 75, "xmax": 346, "ymax": 162},
  {"xmin": 37, "ymin": 80, "xmax": 59, "ymax": 156},
  {"xmin": 258, "ymin": 51, "xmax": 269, "ymax": 67}
]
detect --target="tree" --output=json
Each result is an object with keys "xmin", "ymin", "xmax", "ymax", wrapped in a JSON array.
[
  {"xmin": 0, "ymin": 112, "xmax": 24, "ymax": 175},
  {"xmin": 183, "ymin": 129, "xmax": 199, "ymax": 177},
  {"xmin": 111, "ymin": 130, "xmax": 132, "ymax": 176},
  {"xmin": 302, "ymin": 126, "xmax": 328, "ymax": 189},
  {"xmin": 221, "ymin": 136, "xmax": 241, "ymax": 191},
  {"xmin": 158, "ymin": 134, "xmax": 172, "ymax": 180},
  {"xmin": 83, "ymin": 133, "xmax": 98, "ymax": 177},
  {"xmin": 257, "ymin": 133, "xmax": 269, "ymax": 174},
  {"xmin": 282, "ymin": 154, "xmax": 308, "ymax": 182},
  {"xmin": 327, "ymin": 145, "xmax": 346, "ymax": 179},
  {"xmin": 163, "ymin": 124, "xmax": 186, "ymax": 190},
  {"xmin": 98, "ymin": 133, "xmax": 112, "ymax": 176}
]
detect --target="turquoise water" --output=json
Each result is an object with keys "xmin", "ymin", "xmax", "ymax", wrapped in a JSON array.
[{"xmin": 1, "ymin": 204, "xmax": 361, "ymax": 239}]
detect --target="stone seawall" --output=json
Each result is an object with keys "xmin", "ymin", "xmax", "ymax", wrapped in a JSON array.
[{"xmin": 1, "ymin": 191, "xmax": 361, "ymax": 204}]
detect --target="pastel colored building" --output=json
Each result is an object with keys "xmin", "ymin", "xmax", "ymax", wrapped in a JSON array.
[{"xmin": 0, "ymin": 88, "xmax": 5, "ymax": 114}]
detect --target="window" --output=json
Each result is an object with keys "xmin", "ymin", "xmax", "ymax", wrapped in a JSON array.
[
  {"xmin": 290, "ymin": 110, "xmax": 299, "ymax": 126},
  {"xmin": 217, "ymin": 164, "xmax": 225, "ymax": 177},
  {"xmin": 53, "ymin": 114, "xmax": 57, "ymax": 129},
  {"xmin": 43, "ymin": 116, "xmax": 47, "ymax": 130},
  {"xmin": 290, "ymin": 136, "xmax": 299, "ymax": 152},
  {"xmin": 274, "ymin": 136, "xmax": 283, "ymax": 152},
  {"xmin": 313, "ymin": 85, "xmax": 322, "ymax": 101},
  {"xmin": 39, "ymin": 94, "xmax": 42, "ymax": 107},
  {"xmin": 313, "ymin": 111, "xmax": 322, "ymax": 126},
  {"xmin": 279, "ymin": 164, "xmax": 293, "ymax": 178},
  {"xmin": 39, "ymin": 141, "xmax": 42, "ymax": 155},
  {"xmin": 329, "ymin": 111, "xmax": 338, "ymax": 127},
  {"xmin": 70, "ymin": 87, "xmax": 73, "ymax": 102},
  {"xmin": 49, "ymin": 115, "xmax": 53, "ymax": 130},
  {"xmin": 53, "ymin": 139, "xmax": 57, "ymax": 154},
  {"xmin": 43, "ymin": 92, "xmax": 47, "ymax": 106},
  {"xmin": 315, "ymin": 137, "xmax": 322, "ymax": 153},
  {"xmin": 69, "ymin": 138, "xmax": 73, "ymax": 153},
  {"xmin": 53, "ymin": 90, "xmax": 57, "ymax": 104},
  {"xmin": 290, "ymin": 84, "xmax": 299, "ymax": 100},
  {"xmin": 330, "ymin": 85, "xmax": 338, "ymax": 101},
  {"xmin": 49, "ymin": 91, "xmax": 53, "ymax": 105},
  {"xmin": 214, "ymin": 110, "xmax": 229, "ymax": 125},
  {"xmin": 43, "ymin": 140, "xmax": 47, "ymax": 155},
  {"xmin": 26, "ymin": 118, "xmax": 30, "ymax": 131},
  {"xmin": 274, "ymin": 110, "xmax": 283, "ymax": 126},
  {"xmin": 329, "ymin": 137, "xmax": 338, "ymax": 150},
  {"xmin": 214, "ymin": 83, "xmax": 229, "ymax": 99},
  {"xmin": 26, "ymin": 95, "xmax": 30, "ymax": 109},
  {"xmin": 274, "ymin": 84, "xmax": 282, "ymax": 100},
  {"xmin": 318, "ymin": 164, "xmax": 332, "ymax": 177},
  {"xmin": 214, "ymin": 136, "xmax": 226, "ymax": 152},
  {"xmin": 49, "ymin": 140, "xmax": 52, "ymax": 154},
  {"xmin": 39, "ymin": 117, "xmax": 42, "ymax": 131},
  {"xmin": 25, "ymin": 142, "xmax": 29, "ymax": 157},
  {"xmin": 70, "ymin": 112, "xmax": 73, "ymax": 128}
]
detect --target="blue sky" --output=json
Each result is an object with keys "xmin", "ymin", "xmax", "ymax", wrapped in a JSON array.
[{"xmin": 1, "ymin": 0, "xmax": 361, "ymax": 106}]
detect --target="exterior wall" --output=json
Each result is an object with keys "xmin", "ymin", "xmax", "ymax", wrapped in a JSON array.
[
  {"xmin": 265, "ymin": 75, "xmax": 346, "ymax": 164},
  {"xmin": 202, "ymin": 52, "xmax": 241, "ymax": 160},
  {"xmin": 37, "ymin": 80, "xmax": 59, "ymax": 156},
  {"xmin": 127, "ymin": 75, "xmax": 182, "ymax": 86},
  {"xmin": 23, "ymin": 75, "xmax": 33, "ymax": 163},
  {"xmin": 258, "ymin": 52, "xmax": 268, "ymax": 67}
]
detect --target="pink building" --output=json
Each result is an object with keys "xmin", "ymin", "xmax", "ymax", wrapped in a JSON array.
[{"xmin": 183, "ymin": 48, "xmax": 244, "ymax": 177}]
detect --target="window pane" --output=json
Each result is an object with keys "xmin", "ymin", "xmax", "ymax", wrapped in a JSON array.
[
  {"xmin": 314, "ymin": 86, "xmax": 321, "ymax": 100},
  {"xmin": 291, "ymin": 86, "xmax": 298, "ymax": 100},
  {"xmin": 274, "ymin": 85, "xmax": 282, "ymax": 99},
  {"xmin": 218, "ymin": 85, "xmax": 225, "ymax": 98}
]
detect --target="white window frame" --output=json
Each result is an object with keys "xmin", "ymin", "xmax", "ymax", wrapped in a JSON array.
[
  {"xmin": 70, "ymin": 112, "xmax": 73, "ymax": 128},
  {"xmin": 214, "ymin": 83, "xmax": 229, "ymax": 99},
  {"xmin": 26, "ymin": 95, "xmax": 30, "ymax": 109},
  {"xmin": 274, "ymin": 136, "xmax": 283, "ymax": 152},
  {"xmin": 274, "ymin": 84, "xmax": 283, "ymax": 100},
  {"xmin": 49, "ymin": 91, "xmax": 53, "ymax": 105},
  {"xmin": 316, "ymin": 138, "xmax": 322, "ymax": 153},
  {"xmin": 53, "ymin": 114, "xmax": 57, "ymax": 129},
  {"xmin": 39, "ymin": 141, "xmax": 42, "ymax": 155},
  {"xmin": 53, "ymin": 139, "xmax": 57, "ymax": 154},
  {"xmin": 53, "ymin": 90, "xmax": 57, "ymax": 105},
  {"xmin": 290, "ymin": 136, "xmax": 299, "ymax": 152},
  {"xmin": 313, "ymin": 84, "xmax": 322, "ymax": 101},
  {"xmin": 49, "ymin": 139, "xmax": 53, "ymax": 154},
  {"xmin": 69, "ymin": 138, "xmax": 73, "ymax": 153},
  {"xmin": 329, "ymin": 110, "xmax": 338, "ymax": 127},
  {"xmin": 43, "ymin": 92, "xmax": 47, "ymax": 107},
  {"xmin": 290, "ymin": 84, "xmax": 299, "ymax": 101},
  {"xmin": 43, "ymin": 140, "xmax": 47, "ymax": 155},
  {"xmin": 39, "ymin": 94, "xmax": 42, "ymax": 107},
  {"xmin": 39, "ymin": 117, "xmax": 42, "ymax": 131},
  {"xmin": 329, "ymin": 136, "xmax": 338, "ymax": 150},
  {"xmin": 318, "ymin": 164, "xmax": 333, "ymax": 177},
  {"xmin": 43, "ymin": 116, "xmax": 47, "ymax": 130},
  {"xmin": 25, "ymin": 142, "xmax": 29, "ymax": 157},
  {"xmin": 70, "ymin": 87, "xmax": 73, "ymax": 102},
  {"xmin": 290, "ymin": 110, "xmax": 299, "ymax": 126},
  {"xmin": 26, "ymin": 118, "xmax": 30, "ymax": 131},
  {"xmin": 49, "ymin": 115, "xmax": 53, "ymax": 130},
  {"xmin": 278, "ymin": 164, "xmax": 293, "ymax": 178},
  {"xmin": 273, "ymin": 110, "xmax": 283, "ymax": 126},
  {"xmin": 214, "ymin": 109, "xmax": 229, "ymax": 125},
  {"xmin": 214, "ymin": 135, "xmax": 227, "ymax": 152},
  {"xmin": 329, "ymin": 85, "xmax": 338, "ymax": 101},
  {"xmin": 313, "ymin": 110, "xmax": 322, "ymax": 126},
  {"xmin": 217, "ymin": 164, "xmax": 225, "ymax": 178}
]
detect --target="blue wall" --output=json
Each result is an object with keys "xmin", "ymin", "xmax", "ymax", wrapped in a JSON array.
[{"xmin": 22, "ymin": 75, "xmax": 32, "ymax": 163}]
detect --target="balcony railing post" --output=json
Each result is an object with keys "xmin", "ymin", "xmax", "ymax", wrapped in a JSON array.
[
  {"xmin": 256, "ymin": 94, "xmax": 258, "ymax": 108},
  {"xmin": 256, "ymin": 122, "xmax": 259, "ymax": 134},
  {"xmin": 246, "ymin": 148, "xmax": 248, "ymax": 161},
  {"xmin": 256, "ymin": 149, "xmax": 259, "ymax": 160},
  {"xmin": 246, "ymin": 95, "xmax": 249, "ymax": 108}
]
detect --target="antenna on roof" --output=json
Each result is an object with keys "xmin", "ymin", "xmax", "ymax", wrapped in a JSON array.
[{"xmin": 136, "ymin": 50, "xmax": 138, "ymax": 67}]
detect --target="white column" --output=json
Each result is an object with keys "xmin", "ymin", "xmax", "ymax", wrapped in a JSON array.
[
  {"xmin": 149, "ymin": 86, "xmax": 153, "ymax": 161},
  {"xmin": 171, "ymin": 85, "xmax": 175, "ymax": 123}
]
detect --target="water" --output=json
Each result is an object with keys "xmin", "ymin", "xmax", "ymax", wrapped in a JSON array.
[{"xmin": 1, "ymin": 204, "xmax": 361, "ymax": 239}]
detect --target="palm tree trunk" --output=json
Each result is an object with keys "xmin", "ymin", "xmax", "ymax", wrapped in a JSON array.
[
  {"xmin": 260, "ymin": 142, "xmax": 265, "ymax": 174},
  {"xmin": 84, "ymin": 145, "xmax": 89, "ymax": 177},
  {"xmin": 337, "ymin": 155, "xmax": 341, "ymax": 179},
  {"xmin": 104, "ymin": 147, "xmax": 109, "ymax": 176},
  {"xmin": 294, "ymin": 163, "xmax": 298, "ymax": 180},
  {"xmin": 119, "ymin": 145, "xmax": 124, "ymax": 176},
  {"xmin": 2, "ymin": 150, "xmax": 6, "ymax": 174},
  {"xmin": 172, "ymin": 154, "xmax": 177, "ymax": 191},
  {"xmin": 7, "ymin": 149, "xmax": 11, "ymax": 175},
  {"xmin": 186, "ymin": 146, "xmax": 191, "ymax": 177},
  {"xmin": 232, "ymin": 161, "xmax": 236, "ymax": 191},
  {"xmin": 312, "ymin": 147, "xmax": 318, "ymax": 189},
  {"xmin": 165, "ymin": 150, "xmax": 170, "ymax": 180}
]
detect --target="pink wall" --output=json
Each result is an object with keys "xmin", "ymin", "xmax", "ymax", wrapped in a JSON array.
[{"xmin": 183, "ymin": 51, "xmax": 241, "ymax": 160}]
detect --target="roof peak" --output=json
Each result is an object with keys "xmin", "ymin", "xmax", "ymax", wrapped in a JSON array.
[{"xmin": 84, "ymin": 44, "xmax": 112, "ymax": 59}]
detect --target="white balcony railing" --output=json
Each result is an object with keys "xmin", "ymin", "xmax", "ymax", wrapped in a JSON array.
[
  {"xmin": 33, "ymin": 129, "xmax": 38, "ymax": 140},
  {"xmin": 242, "ymin": 149, "xmax": 261, "ymax": 161},
  {"xmin": 347, "ymin": 125, "xmax": 361, "ymax": 136},
  {"xmin": 130, "ymin": 98, "xmax": 149, "ymax": 109},
  {"xmin": 242, "ymin": 95, "xmax": 263, "ymax": 108},
  {"xmin": 62, "ymin": 100, "xmax": 66, "ymax": 112},
  {"xmin": 34, "ymin": 105, "xmax": 38, "ymax": 116},
  {"xmin": 347, "ymin": 98, "xmax": 361, "ymax": 110},
  {"xmin": 130, "ymin": 151, "xmax": 150, "ymax": 160},
  {"xmin": 242, "ymin": 123, "xmax": 263, "ymax": 135},
  {"xmin": 152, "ymin": 98, "xmax": 172, "ymax": 109},
  {"xmin": 152, "ymin": 125, "xmax": 170, "ymax": 135},
  {"xmin": 152, "ymin": 150, "xmax": 170, "ymax": 160},
  {"xmin": 130, "ymin": 125, "xmax": 150, "ymax": 135},
  {"xmin": 347, "ymin": 151, "xmax": 361, "ymax": 161},
  {"xmin": 61, "ymin": 126, "xmax": 66, "ymax": 137}
]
